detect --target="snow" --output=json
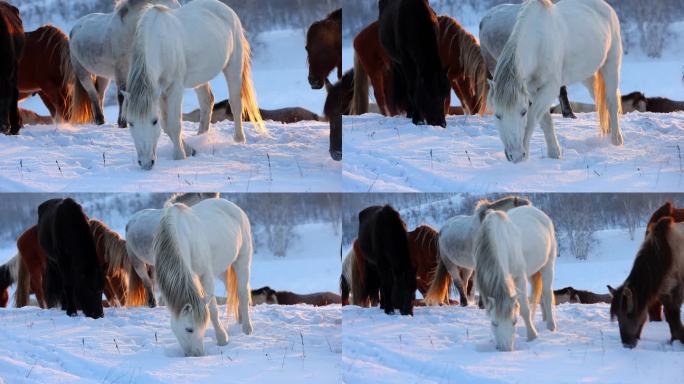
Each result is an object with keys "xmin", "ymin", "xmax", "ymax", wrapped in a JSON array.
[
  {"xmin": 8, "ymin": 29, "xmax": 338, "ymax": 192},
  {"xmin": 0, "ymin": 221, "xmax": 341, "ymax": 383},
  {"xmin": 342, "ymin": 228, "xmax": 684, "ymax": 384},
  {"xmin": 343, "ymin": 111, "xmax": 684, "ymax": 192}
]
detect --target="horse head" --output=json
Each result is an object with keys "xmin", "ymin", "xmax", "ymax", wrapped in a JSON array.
[
  {"xmin": 306, "ymin": 10, "xmax": 341, "ymax": 89},
  {"xmin": 487, "ymin": 77, "xmax": 530, "ymax": 163},
  {"xmin": 121, "ymin": 85, "xmax": 162, "ymax": 170},
  {"xmin": 170, "ymin": 301, "xmax": 210, "ymax": 356}
]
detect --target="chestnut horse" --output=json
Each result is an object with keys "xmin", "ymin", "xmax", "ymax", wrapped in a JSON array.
[
  {"xmin": 0, "ymin": 2, "xmax": 25, "ymax": 134},
  {"xmin": 12, "ymin": 222, "xmax": 142, "ymax": 308},
  {"xmin": 352, "ymin": 16, "xmax": 488, "ymax": 117},
  {"xmin": 306, "ymin": 8, "xmax": 342, "ymax": 89},
  {"xmin": 18, "ymin": 25, "xmax": 93, "ymax": 124},
  {"xmin": 641, "ymin": 202, "xmax": 684, "ymax": 321}
]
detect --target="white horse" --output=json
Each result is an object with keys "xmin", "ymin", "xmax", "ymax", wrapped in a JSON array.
[
  {"xmin": 154, "ymin": 197, "xmax": 253, "ymax": 357},
  {"xmin": 69, "ymin": 0, "xmax": 180, "ymax": 127},
  {"xmin": 123, "ymin": 0, "xmax": 266, "ymax": 170},
  {"xmin": 125, "ymin": 193, "xmax": 218, "ymax": 308},
  {"xmin": 425, "ymin": 196, "xmax": 530, "ymax": 306},
  {"xmin": 486, "ymin": 0, "xmax": 623, "ymax": 163},
  {"xmin": 475, "ymin": 206, "xmax": 557, "ymax": 351}
]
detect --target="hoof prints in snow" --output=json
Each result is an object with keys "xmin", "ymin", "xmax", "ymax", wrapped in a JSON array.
[
  {"xmin": 0, "ymin": 120, "xmax": 339, "ymax": 192},
  {"xmin": 343, "ymin": 112, "xmax": 684, "ymax": 192}
]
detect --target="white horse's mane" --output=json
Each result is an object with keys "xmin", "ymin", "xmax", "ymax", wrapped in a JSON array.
[
  {"xmin": 490, "ymin": 0, "xmax": 553, "ymax": 109},
  {"xmin": 475, "ymin": 210, "xmax": 517, "ymax": 319},
  {"xmin": 474, "ymin": 195, "xmax": 531, "ymax": 221},
  {"xmin": 153, "ymin": 204, "xmax": 208, "ymax": 324},
  {"xmin": 164, "ymin": 192, "xmax": 219, "ymax": 208},
  {"xmin": 125, "ymin": 5, "xmax": 170, "ymax": 119}
]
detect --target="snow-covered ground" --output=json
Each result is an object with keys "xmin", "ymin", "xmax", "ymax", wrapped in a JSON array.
[
  {"xmin": 342, "ymin": 228, "xmax": 684, "ymax": 383},
  {"xmin": 7, "ymin": 29, "xmax": 338, "ymax": 192},
  {"xmin": 0, "ymin": 220, "xmax": 341, "ymax": 383},
  {"xmin": 343, "ymin": 111, "xmax": 684, "ymax": 192}
]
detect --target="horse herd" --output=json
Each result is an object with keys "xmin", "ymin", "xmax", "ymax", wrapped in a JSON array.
[
  {"xmin": 346, "ymin": 0, "xmax": 684, "ymax": 163},
  {"xmin": 0, "ymin": 0, "xmax": 342, "ymax": 166},
  {"xmin": 341, "ymin": 197, "xmax": 684, "ymax": 351},
  {"xmin": 0, "ymin": 193, "xmax": 340, "ymax": 357}
]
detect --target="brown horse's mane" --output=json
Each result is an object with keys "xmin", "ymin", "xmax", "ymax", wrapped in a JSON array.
[
  {"xmin": 437, "ymin": 15, "xmax": 489, "ymax": 115},
  {"xmin": 646, "ymin": 202, "xmax": 684, "ymax": 234},
  {"xmin": 89, "ymin": 219, "xmax": 128, "ymax": 277},
  {"xmin": 611, "ymin": 217, "xmax": 674, "ymax": 320}
]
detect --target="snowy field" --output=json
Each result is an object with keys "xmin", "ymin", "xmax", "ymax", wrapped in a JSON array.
[
  {"xmin": 0, "ymin": 221, "xmax": 342, "ymax": 383},
  {"xmin": 6, "ymin": 30, "xmax": 338, "ymax": 192},
  {"xmin": 342, "ymin": 228, "xmax": 684, "ymax": 383},
  {"xmin": 342, "ymin": 19, "xmax": 684, "ymax": 193}
]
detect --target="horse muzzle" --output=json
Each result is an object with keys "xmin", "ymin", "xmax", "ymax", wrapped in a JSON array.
[{"xmin": 308, "ymin": 76, "xmax": 324, "ymax": 90}]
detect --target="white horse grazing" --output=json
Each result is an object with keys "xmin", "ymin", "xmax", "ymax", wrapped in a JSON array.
[
  {"xmin": 154, "ymin": 197, "xmax": 253, "ymax": 357},
  {"xmin": 486, "ymin": 0, "xmax": 623, "ymax": 163},
  {"xmin": 475, "ymin": 206, "xmax": 557, "ymax": 351},
  {"xmin": 69, "ymin": 0, "xmax": 180, "ymax": 127},
  {"xmin": 425, "ymin": 196, "xmax": 530, "ymax": 306},
  {"xmin": 125, "ymin": 193, "xmax": 218, "ymax": 308},
  {"xmin": 123, "ymin": 0, "xmax": 266, "ymax": 170}
]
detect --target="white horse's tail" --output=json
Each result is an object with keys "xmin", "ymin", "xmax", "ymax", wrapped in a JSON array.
[
  {"xmin": 237, "ymin": 32, "xmax": 267, "ymax": 135},
  {"xmin": 594, "ymin": 71, "xmax": 619, "ymax": 136},
  {"xmin": 225, "ymin": 265, "xmax": 239, "ymax": 321}
]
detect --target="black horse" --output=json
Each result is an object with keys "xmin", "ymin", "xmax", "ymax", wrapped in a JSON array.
[
  {"xmin": 378, "ymin": 0, "xmax": 449, "ymax": 127},
  {"xmin": 38, "ymin": 198, "xmax": 104, "ymax": 319},
  {"xmin": 357, "ymin": 205, "xmax": 415, "ymax": 315},
  {"xmin": 0, "ymin": 2, "xmax": 25, "ymax": 135},
  {"xmin": 324, "ymin": 69, "xmax": 352, "ymax": 161}
]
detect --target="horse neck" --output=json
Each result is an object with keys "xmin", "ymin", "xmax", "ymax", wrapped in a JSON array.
[
  {"xmin": 475, "ymin": 212, "xmax": 516, "ymax": 316},
  {"xmin": 627, "ymin": 228, "xmax": 675, "ymax": 311},
  {"xmin": 154, "ymin": 207, "xmax": 206, "ymax": 323}
]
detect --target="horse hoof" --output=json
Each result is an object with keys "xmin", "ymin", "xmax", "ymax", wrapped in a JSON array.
[
  {"xmin": 563, "ymin": 113, "xmax": 577, "ymax": 119},
  {"xmin": 329, "ymin": 150, "xmax": 342, "ymax": 161},
  {"xmin": 612, "ymin": 135, "xmax": 624, "ymax": 146},
  {"xmin": 243, "ymin": 323, "xmax": 253, "ymax": 335},
  {"xmin": 118, "ymin": 121, "xmax": 128, "ymax": 129}
]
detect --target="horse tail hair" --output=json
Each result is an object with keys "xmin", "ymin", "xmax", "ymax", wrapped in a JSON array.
[
  {"xmin": 61, "ymin": 39, "xmax": 95, "ymax": 124},
  {"xmin": 340, "ymin": 273, "xmax": 350, "ymax": 306},
  {"xmin": 350, "ymin": 240, "xmax": 367, "ymax": 306},
  {"xmin": 594, "ymin": 71, "xmax": 610, "ymax": 136},
  {"xmin": 14, "ymin": 252, "xmax": 30, "ymax": 307},
  {"xmin": 225, "ymin": 265, "xmax": 239, "ymax": 321},
  {"xmin": 425, "ymin": 257, "xmax": 450, "ymax": 306},
  {"xmin": 530, "ymin": 270, "xmax": 542, "ymax": 316},
  {"xmin": 126, "ymin": 259, "xmax": 147, "ymax": 307},
  {"xmin": 350, "ymin": 52, "xmax": 369, "ymax": 115},
  {"xmin": 238, "ymin": 30, "xmax": 267, "ymax": 135}
]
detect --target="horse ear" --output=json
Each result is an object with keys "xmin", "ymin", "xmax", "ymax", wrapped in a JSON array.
[
  {"xmin": 181, "ymin": 303, "xmax": 192, "ymax": 315},
  {"xmin": 487, "ymin": 79, "xmax": 496, "ymax": 89},
  {"xmin": 607, "ymin": 285, "xmax": 616, "ymax": 296},
  {"xmin": 120, "ymin": 90, "xmax": 130, "ymax": 99}
]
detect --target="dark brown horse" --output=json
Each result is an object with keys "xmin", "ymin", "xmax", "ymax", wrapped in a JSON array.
[
  {"xmin": 17, "ymin": 25, "xmax": 93, "ymax": 124},
  {"xmin": 379, "ymin": 0, "xmax": 449, "ymax": 127},
  {"xmin": 0, "ymin": 2, "xmax": 25, "ymax": 134},
  {"xmin": 646, "ymin": 97, "xmax": 684, "ymax": 113},
  {"xmin": 608, "ymin": 217, "xmax": 684, "ymax": 348},
  {"xmin": 183, "ymin": 99, "xmax": 321, "ymax": 124},
  {"xmin": 554, "ymin": 286, "xmax": 611, "ymax": 305},
  {"xmin": 354, "ymin": 15, "xmax": 485, "ymax": 119},
  {"xmin": 306, "ymin": 8, "xmax": 341, "ymax": 89},
  {"xmin": 323, "ymin": 69, "xmax": 352, "ymax": 161}
]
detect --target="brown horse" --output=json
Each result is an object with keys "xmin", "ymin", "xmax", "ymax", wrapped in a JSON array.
[
  {"xmin": 183, "ymin": 99, "xmax": 321, "ymax": 124},
  {"xmin": 17, "ymin": 25, "xmax": 93, "ymax": 124},
  {"xmin": 306, "ymin": 8, "xmax": 341, "ymax": 89},
  {"xmin": 13, "ymin": 222, "xmax": 143, "ymax": 308},
  {"xmin": 352, "ymin": 17, "xmax": 488, "ymax": 117},
  {"xmin": 554, "ymin": 286, "xmax": 611, "ymax": 305},
  {"xmin": 89, "ymin": 219, "xmax": 146, "ymax": 307},
  {"xmin": 19, "ymin": 107, "xmax": 53, "ymax": 125},
  {"xmin": 641, "ymin": 202, "xmax": 684, "ymax": 321},
  {"xmin": 344, "ymin": 225, "xmax": 454, "ymax": 307},
  {"xmin": 608, "ymin": 217, "xmax": 684, "ymax": 348},
  {"xmin": 0, "ymin": 2, "xmax": 25, "ymax": 134}
]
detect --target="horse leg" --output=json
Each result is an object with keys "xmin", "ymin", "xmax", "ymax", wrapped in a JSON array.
[
  {"xmin": 363, "ymin": 264, "xmax": 381, "ymax": 308},
  {"xmin": 531, "ymin": 84, "xmax": 562, "ymax": 159},
  {"xmin": 540, "ymin": 262, "xmax": 557, "ymax": 331},
  {"xmin": 516, "ymin": 276, "xmax": 538, "ymax": 341},
  {"xmin": 600, "ymin": 61, "xmax": 624, "ymax": 146},
  {"xmin": 162, "ymin": 86, "xmax": 191, "ymax": 160},
  {"xmin": 538, "ymin": 112, "xmax": 561, "ymax": 160},
  {"xmin": 194, "ymin": 83, "xmax": 214, "ymax": 135},
  {"xmin": 223, "ymin": 66, "xmax": 246, "ymax": 143},
  {"xmin": 648, "ymin": 299, "xmax": 663, "ymax": 321},
  {"xmin": 37, "ymin": 91, "xmax": 58, "ymax": 122},
  {"xmin": 72, "ymin": 58, "xmax": 105, "ymax": 125},
  {"xmin": 660, "ymin": 289, "xmax": 684, "ymax": 343},
  {"xmin": 201, "ymin": 274, "xmax": 228, "ymax": 345},
  {"xmin": 115, "ymin": 80, "xmax": 127, "ymax": 128},
  {"xmin": 450, "ymin": 266, "xmax": 468, "ymax": 306},
  {"xmin": 8, "ymin": 84, "xmax": 22, "ymax": 135},
  {"xmin": 558, "ymin": 86, "xmax": 577, "ymax": 119},
  {"xmin": 235, "ymin": 245, "xmax": 253, "ymax": 335},
  {"xmin": 131, "ymin": 256, "xmax": 156, "ymax": 307}
]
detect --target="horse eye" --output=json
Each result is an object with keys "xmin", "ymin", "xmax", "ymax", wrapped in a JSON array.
[
  {"xmin": 129, "ymin": 122, "xmax": 135, "ymax": 127},
  {"xmin": 495, "ymin": 114, "xmax": 502, "ymax": 120},
  {"xmin": 521, "ymin": 110, "xmax": 527, "ymax": 117},
  {"xmin": 185, "ymin": 328, "xmax": 193, "ymax": 333},
  {"xmin": 491, "ymin": 321, "xmax": 499, "ymax": 327},
  {"xmin": 152, "ymin": 119, "xmax": 158, "ymax": 125}
]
